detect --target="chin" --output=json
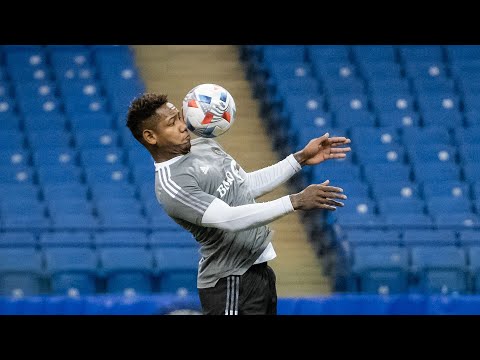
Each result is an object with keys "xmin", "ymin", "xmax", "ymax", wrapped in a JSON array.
[{"xmin": 183, "ymin": 143, "xmax": 192, "ymax": 154}]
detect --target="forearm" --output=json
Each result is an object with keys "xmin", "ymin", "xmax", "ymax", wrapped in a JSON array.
[
  {"xmin": 201, "ymin": 196, "xmax": 294, "ymax": 232},
  {"xmin": 246, "ymin": 154, "xmax": 302, "ymax": 198}
]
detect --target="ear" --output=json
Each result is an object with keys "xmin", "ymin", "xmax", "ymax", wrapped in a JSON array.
[{"xmin": 143, "ymin": 129, "xmax": 157, "ymax": 145}]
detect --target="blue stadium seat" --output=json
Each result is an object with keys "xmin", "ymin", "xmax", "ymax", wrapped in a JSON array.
[
  {"xmin": 421, "ymin": 110, "xmax": 464, "ymax": 128},
  {"xmin": 75, "ymin": 129, "xmax": 119, "ymax": 149},
  {"xmin": 343, "ymin": 229, "xmax": 402, "ymax": 247},
  {"xmin": 84, "ymin": 165, "xmax": 130, "ymax": 185},
  {"xmin": 311, "ymin": 162, "xmax": 361, "ymax": 183},
  {"xmin": 0, "ymin": 166, "xmax": 34, "ymax": 184},
  {"xmin": 377, "ymin": 197, "xmax": 425, "ymax": 215},
  {"xmin": 370, "ymin": 181, "xmax": 419, "ymax": 200},
  {"xmin": 44, "ymin": 248, "xmax": 98, "ymax": 295},
  {"xmin": 464, "ymin": 163, "xmax": 480, "ymax": 183},
  {"xmin": 433, "ymin": 213, "xmax": 480, "ymax": 230},
  {"xmin": 36, "ymin": 164, "xmax": 83, "ymax": 185},
  {"xmin": 42, "ymin": 183, "xmax": 89, "ymax": 202},
  {"xmin": 402, "ymin": 229, "xmax": 457, "ymax": 247},
  {"xmin": 405, "ymin": 62, "xmax": 448, "ymax": 80},
  {"xmin": 359, "ymin": 62, "xmax": 403, "ymax": 81},
  {"xmin": 0, "ymin": 148, "xmax": 30, "ymax": 167},
  {"xmin": 351, "ymin": 245, "xmax": 409, "ymax": 294},
  {"xmin": 352, "ymin": 45, "xmax": 396, "ymax": 63},
  {"xmin": 363, "ymin": 163, "xmax": 411, "ymax": 184},
  {"xmin": 413, "ymin": 162, "xmax": 460, "ymax": 183},
  {"xmin": 0, "ymin": 130, "xmax": 26, "ymax": 150},
  {"xmin": 99, "ymin": 247, "xmax": 154, "ymax": 294},
  {"xmin": 455, "ymin": 127, "xmax": 480, "ymax": 145},
  {"xmin": 98, "ymin": 214, "xmax": 150, "ymax": 231},
  {"xmin": 39, "ymin": 232, "xmax": 92, "ymax": 248},
  {"xmin": 410, "ymin": 246, "xmax": 468, "ymax": 294},
  {"xmin": 399, "ymin": 45, "xmax": 444, "ymax": 63},
  {"xmin": 80, "ymin": 148, "xmax": 124, "ymax": 167},
  {"xmin": 377, "ymin": 110, "xmax": 420, "ymax": 129},
  {"xmin": 468, "ymin": 246, "xmax": 480, "ymax": 293},
  {"xmin": 371, "ymin": 93, "xmax": 414, "ymax": 113},
  {"xmin": 0, "ymin": 183, "xmax": 39, "ymax": 202},
  {"xmin": 349, "ymin": 126, "xmax": 400, "ymax": 148},
  {"xmin": 94, "ymin": 231, "xmax": 148, "ymax": 248},
  {"xmin": 408, "ymin": 144, "xmax": 457, "ymax": 165},
  {"xmin": 339, "ymin": 181, "xmax": 370, "ymax": 198},
  {"xmin": 307, "ymin": 45, "xmax": 349, "ymax": 64},
  {"xmin": 261, "ymin": 45, "xmax": 306, "ymax": 64},
  {"xmin": 426, "ymin": 197, "xmax": 472, "ymax": 216},
  {"xmin": 411, "ymin": 77, "xmax": 455, "ymax": 96},
  {"xmin": 333, "ymin": 212, "xmax": 385, "ymax": 229},
  {"xmin": 0, "ymin": 248, "xmax": 43, "ymax": 296},
  {"xmin": 50, "ymin": 214, "xmax": 99, "ymax": 231},
  {"xmin": 0, "ymin": 112, "xmax": 20, "ymax": 131},
  {"xmin": 48, "ymin": 198, "xmax": 94, "ymax": 217},
  {"xmin": 70, "ymin": 113, "xmax": 114, "ymax": 131},
  {"xmin": 24, "ymin": 113, "xmax": 67, "ymax": 133},
  {"xmin": 384, "ymin": 213, "xmax": 434, "ymax": 228},
  {"xmin": 422, "ymin": 181, "xmax": 470, "ymax": 200},
  {"xmin": 89, "ymin": 182, "xmax": 137, "ymax": 202},
  {"xmin": 0, "ymin": 232, "xmax": 37, "ymax": 247},
  {"xmin": 28, "ymin": 130, "xmax": 73, "ymax": 149},
  {"xmin": 33, "ymin": 148, "xmax": 78, "ymax": 167},
  {"xmin": 402, "ymin": 126, "xmax": 451, "ymax": 146},
  {"xmin": 154, "ymin": 247, "xmax": 200, "ymax": 294},
  {"xmin": 459, "ymin": 230, "xmax": 480, "ymax": 247}
]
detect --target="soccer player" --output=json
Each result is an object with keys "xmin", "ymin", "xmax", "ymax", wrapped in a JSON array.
[{"xmin": 126, "ymin": 93, "xmax": 351, "ymax": 315}]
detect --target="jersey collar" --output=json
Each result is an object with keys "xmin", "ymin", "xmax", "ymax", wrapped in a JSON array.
[{"xmin": 154, "ymin": 155, "xmax": 184, "ymax": 171}]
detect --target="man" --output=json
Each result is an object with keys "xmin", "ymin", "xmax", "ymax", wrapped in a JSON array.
[{"xmin": 126, "ymin": 93, "xmax": 351, "ymax": 315}]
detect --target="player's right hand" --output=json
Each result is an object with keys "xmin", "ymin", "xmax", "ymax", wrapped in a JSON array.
[{"xmin": 289, "ymin": 180, "xmax": 347, "ymax": 211}]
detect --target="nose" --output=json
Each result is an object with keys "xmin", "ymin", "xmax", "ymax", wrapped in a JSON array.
[{"xmin": 179, "ymin": 118, "xmax": 188, "ymax": 132}]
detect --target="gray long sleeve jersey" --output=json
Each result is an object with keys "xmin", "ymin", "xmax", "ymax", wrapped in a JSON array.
[{"xmin": 154, "ymin": 137, "xmax": 301, "ymax": 288}]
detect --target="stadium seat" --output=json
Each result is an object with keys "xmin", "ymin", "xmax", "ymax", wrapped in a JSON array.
[
  {"xmin": 154, "ymin": 247, "xmax": 200, "ymax": 294},
  {"xmin": 410, "ymin": 246, "xmax": 468, "ymax": 294},
  {"xmin": 93, "ymin": 231, "xmax": 148, "ymax": 248},
  {"xmin": 351, "ymin": 245, "xmax": 409, "ymax": 294},
  {"xmin": 0, "ymin": 248, "xmax": 43, "ymax": 296},
  {"xmin": 99, "ymin": 247, "xmax": 154, "ymax": 294},
  {"xmin": 44, "ymin": 248, "xmax": 98, "ymax": 295}
]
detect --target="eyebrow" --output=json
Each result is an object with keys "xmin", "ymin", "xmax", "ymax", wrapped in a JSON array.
[{"xmin": 164, "ymin": 111, "xmax": 178, "ymax": 123}]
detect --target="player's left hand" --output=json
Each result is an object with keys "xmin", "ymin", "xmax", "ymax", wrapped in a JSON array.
[{"xmin": 295, "ymin": 133, "xmax": 351, "ymax": 166}]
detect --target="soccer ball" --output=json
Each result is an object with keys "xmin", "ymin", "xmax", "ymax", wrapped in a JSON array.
[{"xmin": 182, "ymin": 83, "xmax": 236, "ymax": 138}]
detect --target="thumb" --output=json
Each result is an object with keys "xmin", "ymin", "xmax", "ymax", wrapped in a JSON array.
[
  {"xmin": 320, "ymin": 179, "xmax": 330, "ymax": 186},
  {"xmin": 318, "ymin": 132, "xmax": 329, "ymax": 143}
]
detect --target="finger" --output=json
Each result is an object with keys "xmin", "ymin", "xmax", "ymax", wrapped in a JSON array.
[
  {"xmin": 317, "ymin": 133, "xmax": 330, "ymax": 143},
  {"xmin": 324, "ymin": 199, "xmax": 344, "ymax": 207},
  {"xmin": 319, "ymin": 184, "xmax": 344, "ymax": 193},
  {"xmin": 323, "ymin": 191, "xmax": 348, "ymax": 200},
  {"xmin": 328, "ymin": 153, "xmax": 347, "ymax": 159},
  {"xmin": 330, "ymin": 147, "xmax": 351, "ymax": 153},
  {"xmin": 320, "ymin": 204, "xmax": 336, "ymax": 211},
  {"xmin": 330, "ymin": 139, "xmax": 352, "ymax": 147},
  {"xmin": 320, "ymin": 179, "xmax": 330, "ymax": 186}
]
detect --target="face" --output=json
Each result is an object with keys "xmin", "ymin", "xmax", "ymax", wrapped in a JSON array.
[{"xmin": 143, "ymin": 102, "xmax": 191, "ymax": 155}]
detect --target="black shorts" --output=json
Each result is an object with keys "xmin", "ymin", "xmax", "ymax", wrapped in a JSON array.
[{"xmin": 198, "ymin": 262, "xmax": 277, "ymax": 315}]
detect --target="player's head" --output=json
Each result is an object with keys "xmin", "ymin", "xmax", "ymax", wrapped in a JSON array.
[{"xmin": 126, "ymin": 93, "xmax": 191, "ymax": 156}]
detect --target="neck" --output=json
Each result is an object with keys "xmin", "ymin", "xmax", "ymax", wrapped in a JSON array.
[{"xmin": 150, "ymin": 146, "xmax": 189, "ymax": 163}]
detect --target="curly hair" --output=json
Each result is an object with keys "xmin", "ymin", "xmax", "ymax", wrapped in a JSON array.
[{"xmin": 126, "ymin": 93, "xmax": 169, "ymax": 143}]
